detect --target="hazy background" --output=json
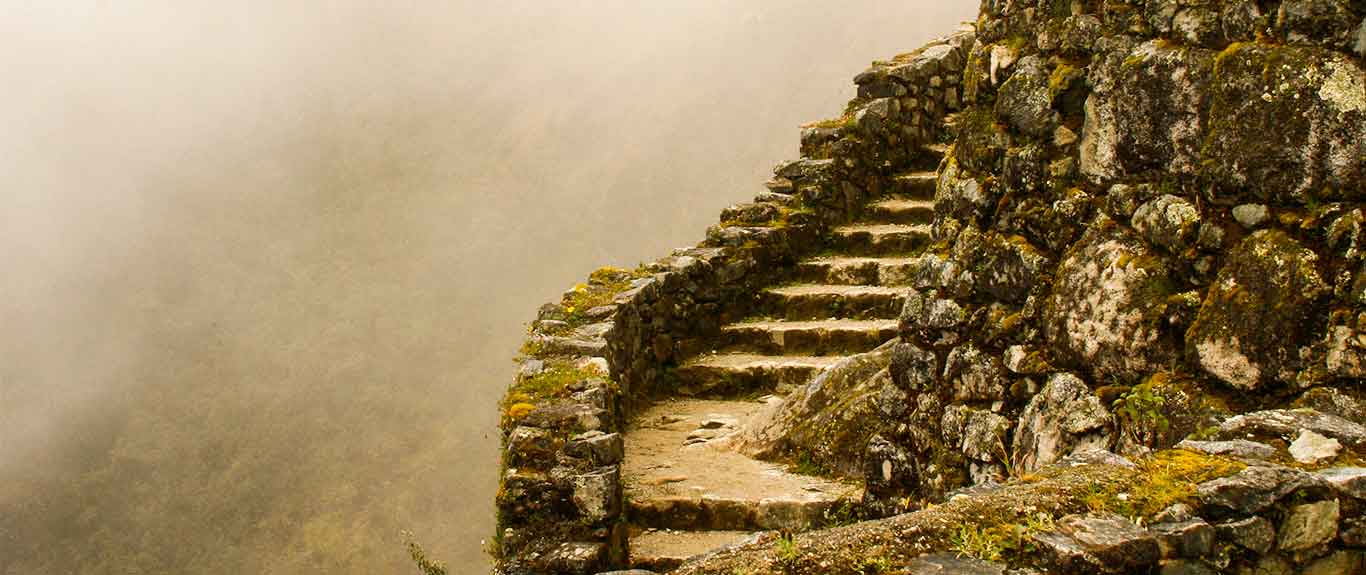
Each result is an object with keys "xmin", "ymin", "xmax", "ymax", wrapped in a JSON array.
[{"xmin": 0, "ymin": 1, "xmax": 975, "ymax": 572}]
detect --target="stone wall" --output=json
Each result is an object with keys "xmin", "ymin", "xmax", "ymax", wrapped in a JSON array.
[{"xmin": 492, "ymin": 27, "xmax": 974, "ymax": 575}]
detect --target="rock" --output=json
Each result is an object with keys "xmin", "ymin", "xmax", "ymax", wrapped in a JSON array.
[
  {"xmin": 1293, "ymin": 388, "xmax": 1366, "ymax": 424},
  {"xmin": 891, "ymin": 342, "xmax": 939, "ymax": 393},
  {"xmin": 1216, "ymin": 409, "xmax": 1366, "ymax": 446},
  {"xmin": 1152, "ymin": 502, "xmax": 1195, "ymax": 524},
  {"xmin": 1302, "ymin": 550, "xmax": 1365, "ymax": 575},
  {"xmin": 1011, "ymin": 373, "xmax": 1113, "ymax": 474},
  {"xmin": 1157, "ymin": 559, "xmax": 1217, "ymax": 575},
  {"xmin": 566, "ymin": 431, "xmax": 624, "ymax": 466},
  {"xmin": 1035, "ymin": 513, "xmax": 1161, "ymax": 574},
  {"xmin": 506, "ymin": 426, "xmax": 565, "ymax": 468},
  {"xmin": 1197, "ymin": 466, "xmax": 1329, "ymax": 517},
  {"xmin": 1151, "ymin": 519, "xmax": 1214, "ymax": 559},
  {"xmin": 995, "ymin": 55, "xmax": 1057, "ymax": 138},
  {"xmin": 978, "ymin": 233, "xmax": 1050, "ymax": 304},
  {"xmin": 569, "ymin": 466, "xmax": 621, "ymax": 524},
  {"xmin": 521, "ymin": 401, "xmax": 608, "ymax": 433},
  {"xmin": 733, "ymin": 345, "xmax": 893, "ymax": 478},
  {"xmin": 1290, "ymin": 430, "xmax": 1343, "ymax": 464},
  {"xmin": 698, "ymin": 417, "xmax": 734, "ymax": 429},
  {"xmin": 1054, "ymin": 125, "xmax": 1078, "ymax": 147},
  {"xmin": 904, "ymin": 552, "xmax": 1007, "ymax": 574},
  {"xmin": 900, "ymin": 289, "xmax": 966, "ymax": 348},
  {"xmin": 1105, "ymin": 183, "xmax": 1160, "ymax": 221},
  {"xmin": 1186, "ymin": 231, "xmax": 1328, "ymax": 390},
  {"xmin": 1081, "ymin": 40, "xmax": 1215, "ymax": 183},
  {"xmin": 1232, "ymin": 204, "xmax": 1269, "ymax": 229},
  {"xmin": 1342, "ymin": 516, "xmax": 1366, "ymax": 547},
  {"xmin": 1175, "ymin": 439, "xmax": 1278, "ymax": 462},
  {"xmin": 1202, "ymin": 45, "xmax": 1365, "ymax": 203},
  {"xmin": 1216, "ymin": 516, "xmax": 1276, "ymax": 554},
  {"xmin": 936, "ymin": 155, "xmax": 998, "ymax": 224},
  {"xmin": 1278, "ymin": 0, "xmax": 1363, "ymax": 51},
  {"xmin": 1045, "ymin": 216, "xmax": 1177, "ymax": 381},
  {"xmin": 594, "ymin": 571, "xmax": 657, "ymax": 575},
  {"xmin": 1131, "ymin": 195, "xmax": 1202, "ymax": 254},
  {"xmin": 1316, "ymin": 467, "xmax": 1366, "ymax": 500},
  {"xmin": 1054, "ymin": 449, "xmax": 1136, "ymax": 469},
  {"xmin": 542, "ymin": 542, "xmax": 606, "ymax": 575},
  {"xmin": 944, "ymin": 344, "xmax": 1008, "ymax": 402},
  {"xmin": 959, "ymin": 409, "xmax": 1011, "ymax": 463},
  {"xmin": 755, "ymin": 497, "xmax": 826, "ymax": 531},
  {"xmin": 1278, "ymin": 499, "xmax": 1340, "ymax": 553}
]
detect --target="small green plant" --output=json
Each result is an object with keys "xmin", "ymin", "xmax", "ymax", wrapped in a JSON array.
[
  {"xmin": 1112, "ymin": 381, "xmax": 1170, "ymax": 446},
  {"xmin": 402, "ymin": 531, "xmax": 448, "ymax": 575},
  {"xmin": 822, "ymin": 500, "xmax": 861, "ymax": 527},
  {"xmin": 950, "ymin": 523, "xmax": 1010, "ymax": 562},
  {"xmin": 774, "ymin": 531, "xmax": 801, "ymax": 570}
]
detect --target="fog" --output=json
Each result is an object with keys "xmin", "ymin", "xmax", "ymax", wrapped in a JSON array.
[{"xmin": 0, "ymin": 2, "xmax": 975, "ymax": 572}]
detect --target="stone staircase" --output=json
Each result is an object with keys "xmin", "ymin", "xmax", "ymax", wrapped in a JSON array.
[{"xmin": 621, "ymin": 145, "xmax": 945, "ymax": 571}]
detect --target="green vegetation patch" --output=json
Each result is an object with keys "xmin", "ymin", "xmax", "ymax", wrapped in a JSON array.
[
  {"xmin": 1083, "ymin": 449, "xmax": 1245, "ymax": 519},
  {"xmin": 558, "ymin": 265, "xmax": 654, "ymax": 325},
  {"xmin": 501, "ymin": 360, "xmax": 602, "ymax": 423}
]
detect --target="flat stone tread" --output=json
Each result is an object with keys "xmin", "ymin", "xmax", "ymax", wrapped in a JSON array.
[
  {"xmin": 832, "ymin": 223, "xmax": 932, "ymax": 236},
  {"xmin": 869, "ymin": 197, "xmax": 934, "ymax": 210},
  {"xmin": 680, "ymin": 353, "xmax": 846, "ymax": 370},
  {"xmin": 723, "ymin": 318, "xmax": 899, "ymax": 332},
  {"xmin": 893, "ymin": 171, "xmax": 938, "ymax": 182},
  {"xmin": 630, "ymin": 529, "xmax": 756, "ymax": 564},
  {"xmin": 624, "ymin": 399, "xmax": 859, "ymax": 502},
  {"xmin": 765, "ymin": 284, "xmax": 907, "ymax": 297},
  {"xmin": 923, "ymin": 143, "xmax": 950, "ymax": 156},
  {"xmin": 800, "ymin": 255, "xmax": 923, "ymax": 266}
]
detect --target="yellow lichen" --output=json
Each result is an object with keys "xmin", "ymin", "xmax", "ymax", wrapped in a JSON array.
[{"xmin": 506, "ymin": 403, "xmax": 536, "ymax": 420}]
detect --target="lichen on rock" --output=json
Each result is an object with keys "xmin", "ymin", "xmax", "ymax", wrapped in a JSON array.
[{"xmin": 1186, "ymin": 229, "xmax": 1329, "ymax": 391}]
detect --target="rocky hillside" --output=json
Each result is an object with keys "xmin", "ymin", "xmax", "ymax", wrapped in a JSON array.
[{"xmin": 494, "ymin": 1, "xmax": 1366, "ymax": 574}]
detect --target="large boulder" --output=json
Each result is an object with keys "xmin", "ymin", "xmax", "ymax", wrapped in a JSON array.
[
  {"xmin": 1081, "ymin": 40, "xmax": 1215, "ymax": 184},
  {"xmin": 733, "ymin": 344, "xmax": 894, "ymax": 477},
  {"xmin": 995, "ymin": 55, "xmax": 1057, "ymax": 138},
  {"xmin": 1011, "ymin": 373, "xmax": 1114, "ymax": 474},
  {"xmin": 1045, "ymin": 216, "xmax": 1178, "ymax": 382},
  {"xmin": 1202, "ymin": 44, "xmax": 1365, "ymax": 203},
  {"xmin": 1186, "ymin": 230, "xmax": 1328, "ymax": 390}
]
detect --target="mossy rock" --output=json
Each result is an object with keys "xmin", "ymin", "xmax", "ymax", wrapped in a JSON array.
[
  {"xmin": 1045, "ymin": 215, "xmax": 1179, "ymax": 382},
  {"xmin": 1202, "ymin": 43, "xmax": 1365, "ymax": 204},
  {"xmin": 1186, "ymin": 229, "xmax": 1329, "ymax": 391}
]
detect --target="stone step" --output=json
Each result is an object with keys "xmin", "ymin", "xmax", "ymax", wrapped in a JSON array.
[
  {"xmin": 672, "ymin": 353, "xmax": 843, "ymax": 396},
  {"xmin": 913, "ymin": 143, "xmax": 948, "ymax": 171},
  {"xmin": 718, "ymin": 318, "xmax": 899, "ymax": 355},
  {"xmin": 794, "ymin": 255, "xmax": 923, "ymax": 286},
  {"xmin": 624, "ymin": 399, "xmax": 860, "ymax": 532},
  {"xmin": 829, "ymin": 223, "xmax": 932, "ymax": 256},
  {"xmin": 757, "ymin": 284, "xmax": 906, "ymax": 321},
  {"xmin": 863, "ymin": 196, "xmax": 935, "ymax": 225},
  {"xmin": 890, "ymin": 171, "xmax": 938, "ymax": 199},
  {"xmin": 629, "ymin": 529, "xmax": 758, "ymax": 572}
]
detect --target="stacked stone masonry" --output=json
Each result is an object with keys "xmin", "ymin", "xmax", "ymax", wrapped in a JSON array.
[{"xmin": 496, "ymin": 1, "xmax": 1366, "ymax": 573}]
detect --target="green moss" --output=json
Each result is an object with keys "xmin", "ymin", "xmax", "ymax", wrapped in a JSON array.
[
  {"xmin": 1047, "ymin": 62, "xmax": 1082, "ymax": 98},
  {"xmin": 501, "ymin": 360, "xmax": 601, "ymax": 422},
  {"xmin": 558, "ymin": 265, "xmax": 653, "ymax": 325},
  {"xmin": 1083, "ymin": 449, "xmax": 1245, "ymax": 519}
]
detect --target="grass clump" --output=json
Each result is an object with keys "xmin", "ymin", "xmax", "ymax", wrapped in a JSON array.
[{"xmin": 950, "ymin": 512, "xmax": 1056, "ymax": 563}]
